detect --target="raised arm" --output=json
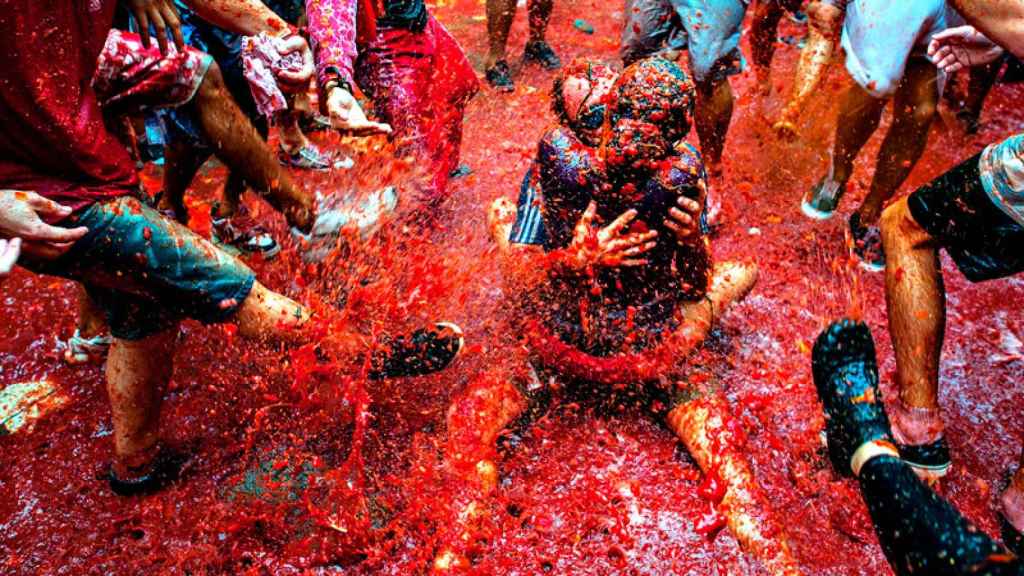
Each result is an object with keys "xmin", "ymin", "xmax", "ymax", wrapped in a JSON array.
[
  {"xmin": 185, "ymin": 0, "xmax": 293, "ymax": 36},
  {"xmin": 947, "ymin": 0, "xmax": 1024, "ymax": 58}
]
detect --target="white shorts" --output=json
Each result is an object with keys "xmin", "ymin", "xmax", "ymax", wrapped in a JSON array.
[
  {"xmin": 840, "ymin": 0, "xmax": 961, "ymax": 97},
  {"xmin": 621, "ymin": 0, "xmax": 747, "ymax": 83}
]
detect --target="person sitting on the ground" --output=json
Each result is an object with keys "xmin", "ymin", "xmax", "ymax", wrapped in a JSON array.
[
  {"xmin": 305, "ymin": 0, "xmax": 480, "ymax": 214},
  {"xmin": 773, "ymin": 0, "xmax": 961, "ymax": 271},
  {"xmin": 0, "ymin": 0, "xmax": 463, "ymax": 496},
  {"xmin": 483, "ymin": 0, "xmax": 560, "ymax": 91},
  {"xmin": 812, "ymin": 319, "xmax": 1024, "ymax": 576},
  {"xmin": 434, "ymin": 59, "xmax": 802, "ymax": 575}
]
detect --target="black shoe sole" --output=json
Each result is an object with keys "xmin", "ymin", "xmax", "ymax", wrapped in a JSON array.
[{"xmin": 812, "ymin": 319, "xmax": 894, "ymax": 477}]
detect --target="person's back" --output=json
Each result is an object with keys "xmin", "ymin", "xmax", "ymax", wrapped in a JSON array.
[{"xmin": 0, "ymin": 0, "xmax": 137, "ymax": 213}]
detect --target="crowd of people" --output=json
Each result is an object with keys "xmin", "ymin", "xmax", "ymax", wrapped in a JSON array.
[{"xmin": 2, "ymin": 0, "xmax": 1024, "ymax": 573}]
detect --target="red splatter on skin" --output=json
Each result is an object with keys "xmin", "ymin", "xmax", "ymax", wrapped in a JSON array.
[{"xmin": 1, "ymin": 2, "xmax": 1023, "ymax": 575}]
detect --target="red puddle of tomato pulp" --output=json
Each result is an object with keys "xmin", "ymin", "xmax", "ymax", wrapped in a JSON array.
[{"xmin": 3, "ymin": 2, "xmax": 1024, "ymax": 574}]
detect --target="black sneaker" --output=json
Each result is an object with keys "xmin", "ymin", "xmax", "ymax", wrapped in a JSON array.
[
  {"xmin": 486, "ymin": 61, "xmax": 515, "ymax": 92},
  {"xmin": 109, "ymin": 450, "xmax": 184, "ymax": 496},
  {"xmin": 849, "ymin": 212, "xmax": 885, "ymax": 272},
  {"xmin": 811, "ymin": 319, "xmax": 896, "ymax": 477},
  {"xmin": 895, "ymin": 437, "xmax": 951, "ymax": 479},
  {"xmin": 801, "ymin": 177, "xmax": 845, "ymax": 220},
  {"xmin": 370, "ymin": 322, "xmax": 464, "ymax": 379},
  {"xmin": 523, "ymin": 40, "xmax": 561, "ymax": 70}
]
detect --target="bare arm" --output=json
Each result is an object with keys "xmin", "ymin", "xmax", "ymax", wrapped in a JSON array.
[
  {"xmin": 183, "ymin": 0, "xmax": 291, "ymax": 36},
  {"xmin": 774, "ymin": 1, "xmax": 844, "ymax": 137},
  {"xmin": 948, "ymin": 0, "xmax": 1024, "ymax": 57}
]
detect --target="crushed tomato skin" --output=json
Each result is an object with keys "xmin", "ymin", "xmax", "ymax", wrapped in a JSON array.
[{"xmin": 1, "ymin": 1, "xmax": 1022, "ymax": 575}]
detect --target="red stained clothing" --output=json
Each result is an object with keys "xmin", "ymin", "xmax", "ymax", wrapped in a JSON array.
[
  {"xmin": 356, "ymin": 14, "xmax": 479, "ymax": 205},
  {"xmin": 0, "ymin": 0, "xmax": 138, "ymax": 214}
]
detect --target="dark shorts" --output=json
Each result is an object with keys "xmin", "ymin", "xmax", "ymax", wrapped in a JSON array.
[
  {"xmin": 28, "ymin": 197, "xmax": 255, "ymax": 340},
  {"xmin": 908, "ymin": 152, "xmax": 1024, "ymax": 282}
]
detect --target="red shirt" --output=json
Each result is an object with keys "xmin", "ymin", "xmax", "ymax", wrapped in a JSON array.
[{"xmin": 0, "ymin": 0, "xmax": 138, "ymax": 214}]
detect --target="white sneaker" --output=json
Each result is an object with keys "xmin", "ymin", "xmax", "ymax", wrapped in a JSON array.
[{"xmin": 298, "ymin": 186, "xmax": 399, "ymax": 261}]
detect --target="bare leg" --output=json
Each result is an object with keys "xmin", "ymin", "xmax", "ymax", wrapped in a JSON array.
[
  {"xmin": 527, "ymin": 0, "xmax": 553, "ymax": 43},
  {"xmin": 159, "ymin": 140, "xmax": 209, "ymax": 224},
  {"xmin": 959, "ymin": 58, "xmax": 1002, "ymax": 133},
  {"xmin": 665, "ymin": 394, "xmax": 801, "ymax": 576},
  {"xmin": 750, "ymin": 0, "xmax": 786, "ymax": 92},
  {"xmin": 107, "ymin": 328, "xmax": 178, "ymax": 478},
  {"xmin": 855, "ymin": 60, "xmax": 938, "ymax": 224},
  {"xmin": 435, "ymin": 371, "xmax": 529, "ymax": 570},
  {"xmin": 880, "ymin": 198, "xmax": 945, "ymax": 442},
  {"xmin": 694, "ymin": 76, "xmax": 734, "ymax": 174},
  {"xmin": 486, "ymin": 0, "xmax": 517, "ymax": 69},
  {"xmin": 276, "ymin": 108, "xmax": 311, "ymax": 155},
  {"xmin": 76, "ymin": 285, "xmax": 108, "ymax": 339},
  {"xmin": 487, "ymin": 197, "xmax": 516, "ymax": 253},
  {"xmin": 190, "ymin": 61, "xmax": 313, "ymax": 231},
  {"xmin": 829, "ymin": 83, "xmax": 887, "ymax": 188}
]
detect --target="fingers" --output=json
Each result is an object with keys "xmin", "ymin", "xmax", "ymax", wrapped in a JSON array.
[
  {"xmin": 620, "ymin": 241, "xmax": 657, "ymax": 256},
  {"xmin": 579, "ymin": 201, "xmax": 597, "ymax": 230},
  {"xmin": 133, "ymin": 8, "xmax": 151, "ymax": 49},
  {"xmin": 149, "ymin": 8, "xmax": 170, "ymax": 56},
  {"xmin": 277, "ymin": 35, "xmax": 307, "ymax": 54},
  {"xmin": 602, "ymin": 208, "xmax": 637, "ymax": 238},
  {"xmin": 676, "ymin": 196, "xmax": 701, "ymax": 215},
  {"xmin": 26, "ymin": 193, "xmax": 74, "ymax": 218},
  {"xmin": 163, "ymin": 5, "xmax": 185, "ymax": 53},
  {"xmin": 21, "ymin": 222, "xmax": 88, "ymax": 244},
  {"xmin": 345, "ymin": 122, "xmax": 393, "ymax": 136},
  {"xmin": 19, "ymin": 239, "xmax": 75, "ymax": 261}
]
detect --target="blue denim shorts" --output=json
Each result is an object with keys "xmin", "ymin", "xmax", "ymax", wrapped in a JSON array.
[{"xmin": 30, "ymin": 197, "xmax": 255, "ymax": 340}]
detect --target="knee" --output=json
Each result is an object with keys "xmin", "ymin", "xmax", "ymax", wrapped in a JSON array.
[
  {"xmin": 909, "ymin": 99, "xmax": 938, "ymax": 128},
  {"xmin": 881, "ymin": 198, "xmax": 929, "ymax": 250},
  {"xmin": 197, "ymin": 60, "xmax": 226, "ymax": 100}
]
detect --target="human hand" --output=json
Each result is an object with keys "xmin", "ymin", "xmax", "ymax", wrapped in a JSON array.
[
  {"xmin": 0, "ymin": 191, "xmax": 88, "ymax": 260},
  {"xmin": 326, "ymin": 87, "xmax": 392, "ymax": 137},
  {"xmin": 0, "ymin": 238, "xmax": 20, "ymax": 278},
  {"xmin": 664, "ymin": 195, "xmax": 703, "ymax": 244},
  {"xmin": 274, "ymin": 34, "xmax": 315, "ymax": 91},
  {"xmin": 928, "ymin": 26, "xmax": 1004, "ymax": 73},
  {"xmin": 125, "ymin": 0, "xmax": 185, "ymax": 56},
  {"xmin": 570, "ymin": 201, "xmax": 657, "ymax": 269}
]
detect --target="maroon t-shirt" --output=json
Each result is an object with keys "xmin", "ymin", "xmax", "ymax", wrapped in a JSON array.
[{"xmin": 0, "ymin": 0, "xmax": 138, "ymax": 214}]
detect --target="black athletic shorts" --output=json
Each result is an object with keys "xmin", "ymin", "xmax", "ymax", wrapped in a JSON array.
[{"xmin": 908, "ymin": 152, "xmax": 1024, "ymax": 282}]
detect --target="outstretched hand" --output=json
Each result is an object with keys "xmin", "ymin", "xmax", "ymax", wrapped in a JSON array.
[
  {"xmin": 326, "ymin": 87, "xmax": 392, "ymax": 137},
  {"xmin": 125, "ymin": 0, "xmax": 185, "ymax": 56},
  {"xmin": 0, "ymin": 191, "xmax": 88, "ymax": 261},
  {"xmin": 928, "ymin": 26, "xmax": 1004, "ymax": 73},
  {"xmin": 570, "ymin": 201, "xmax": 657, "ymax": 269}
]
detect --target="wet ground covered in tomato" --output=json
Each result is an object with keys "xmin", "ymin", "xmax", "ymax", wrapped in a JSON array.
[{"xmin": 3, "ymin": 2, "xmax": 1024, "ymax": 574}]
